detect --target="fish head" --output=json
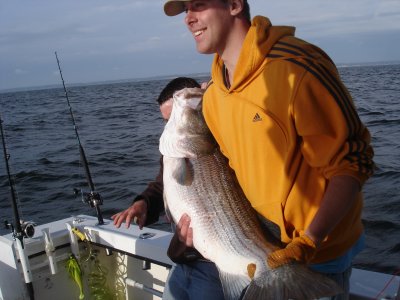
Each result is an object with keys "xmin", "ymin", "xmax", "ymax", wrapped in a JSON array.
[{"xmin": 160, "ymin": 87, "xmax": 217, "ymax": 158}]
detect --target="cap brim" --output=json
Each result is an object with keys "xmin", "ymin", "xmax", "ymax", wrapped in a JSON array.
[{"xmin": 164, "ymin": 0, "xmax": 187, "ymax": 16}]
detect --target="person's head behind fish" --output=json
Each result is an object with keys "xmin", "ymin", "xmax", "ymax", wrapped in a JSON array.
[{"xmin": 160, "ymin": 87, "xmax": 216, "ymax": 159}]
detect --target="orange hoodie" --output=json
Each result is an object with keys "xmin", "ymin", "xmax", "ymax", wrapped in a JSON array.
[{"xmin": 203, "ymin": 16, "xmax": 374, "ymax": 263}]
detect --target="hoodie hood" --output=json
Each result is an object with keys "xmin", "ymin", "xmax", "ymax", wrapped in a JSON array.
[{"xmin": 211, "ymin": 16, "xmax": 295, "ymax": 92}]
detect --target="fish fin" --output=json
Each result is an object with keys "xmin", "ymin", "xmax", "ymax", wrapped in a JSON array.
[
  {"xmin": 242, "ymin": 264, "xmax": 342, "ymax": 300},
  {"xmin": 172, "ymin": 158, "xmax": 193, "ymax": 186},
  {"xmin": 218, "ymin": 270, "xmax": 250, "ymax": 300}
]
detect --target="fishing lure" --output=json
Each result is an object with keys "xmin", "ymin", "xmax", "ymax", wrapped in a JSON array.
[
  {"xmin": 71, "ymin": 227, "xmax": 87, "ymax": 242},
  {"xmin": 66, "ymin": 255, "xmax": 85, "ymax": 299}
]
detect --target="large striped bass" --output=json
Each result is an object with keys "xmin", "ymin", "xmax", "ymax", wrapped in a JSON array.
[{"xmin": 159, "ymin": 87, "xmax": 340, "ymax": 299}]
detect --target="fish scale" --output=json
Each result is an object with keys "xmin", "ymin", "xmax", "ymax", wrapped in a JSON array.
[{"xmin": 160, "ymin": 87, "xmax": 341, "ymax": 300}]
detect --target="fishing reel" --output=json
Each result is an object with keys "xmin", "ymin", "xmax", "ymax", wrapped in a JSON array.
[
  {"xmin": 4, "ymin": 220, "xmax": 36, "ymax": 239},
  {"xmin": 21, "ymin": 221, "xmax": 36, "ymax": 238},
  {"xmin": 74, "ymin": 188, "xmax": 104, "ymax": 225},
  {"xmin": 84, "ymin": 191, "xmax": 103, "ymax": 208},
  {"xmin": 74, "ymin": 188, "xmax": 103, "ymax": 208}
]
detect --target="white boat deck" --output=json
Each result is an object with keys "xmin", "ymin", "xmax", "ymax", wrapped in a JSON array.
[{"xmin": 0, "ymin": 215, "xmax": 398, "ymax": 299}]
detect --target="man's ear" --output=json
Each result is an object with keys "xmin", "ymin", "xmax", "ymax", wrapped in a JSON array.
[{"xmin": 230, "ymin": 0, "xmax": 244, "ymax": 16}]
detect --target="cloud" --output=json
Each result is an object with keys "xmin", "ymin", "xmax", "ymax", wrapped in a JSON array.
[
  {"xmin": 251, "ymin": 0, "xmax": 400, "ymax": 37},
  {"xmin": 14, "ymin": 69, "xmax": 29, "ymax": 75},
  {"xmin": 124, "ymin": 37, "xmax": 162, "ymax": 53},
  {"xmin": 94, "ymin": 1, "xmax": 156, "ymax": 13},
  {"xmin": 76, "ymin": 26, "xmax": 102, "ymax": 34},
  {"xmin": 1, "ymin": 0, "xmax": 399, "ymax": 90}
]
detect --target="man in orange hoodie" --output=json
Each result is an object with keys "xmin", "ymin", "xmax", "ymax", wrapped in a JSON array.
[{"xmin": 163, "ymin": 0, "xmax": 375, "ymax": 299}]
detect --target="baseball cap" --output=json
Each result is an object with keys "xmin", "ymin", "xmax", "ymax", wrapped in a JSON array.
[{"xmin": 164, "ymin": 0, "xmax": 189, "ymax": 16}]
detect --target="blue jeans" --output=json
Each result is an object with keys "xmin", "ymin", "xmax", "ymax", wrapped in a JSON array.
[{"xmin": 162, "ymin": 261, "xmax": 225, "ymax": 300}]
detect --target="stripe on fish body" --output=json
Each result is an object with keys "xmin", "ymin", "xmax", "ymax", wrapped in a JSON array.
[{"xmin": 160, "ymin": 87, "xmax": 341, "ymax": 300}]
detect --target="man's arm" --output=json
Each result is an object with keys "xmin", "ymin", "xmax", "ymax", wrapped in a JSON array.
[
  {"xmin": 268, "ymin": 175, "xmax": 361, "ymax": 268},
  {"xmin": 305, "ymin": 175, "xmax": 360, "ymax": 245}
]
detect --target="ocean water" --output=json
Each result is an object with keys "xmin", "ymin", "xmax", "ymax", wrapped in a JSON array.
[{"xmin": 0, "ymin": 65, "xmax": 399, "ymax": 275}]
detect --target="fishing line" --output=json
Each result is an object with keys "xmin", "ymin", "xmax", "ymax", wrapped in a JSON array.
[
  {"xmin": 54, "ymin": 51, "xmax": 104, "ymax": 225},
  {"xmin": 86, "ymin": 250, "xmax": 114, "ymax": 300},
  {"xmin": 0, "ymin": 137, "xmax": 24, "ymax": 221},
  {"xmin": 0, "ymin": 115, "xmax": 35, "ymax": 300},
  {"xmin": 70, "ymin": 227, "xmax": 117, "ymax": 299},
  {"xmin": 71, "ymin": 227, "xmax": 93, "ymax": 263},
  {"xmin": 374, "ymin": 268, "xmax": 400, "ymax": 300},
  {"xmin": 1, "ymin": 117, "xmax": 24, "ymax": 236},
  {"xmin": 1, "ymin": 146, "xmax": 32, "ymax": 238}
]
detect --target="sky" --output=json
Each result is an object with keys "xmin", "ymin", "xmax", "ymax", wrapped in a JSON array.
[{"xmin": 1, "ymin": 0, "xmax": 400, "ymax": 91}]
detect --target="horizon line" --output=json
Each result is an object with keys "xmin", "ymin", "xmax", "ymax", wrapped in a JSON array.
[{"xmin": 1, "ymin": 60, "xmax": 399, "ymax": 94}]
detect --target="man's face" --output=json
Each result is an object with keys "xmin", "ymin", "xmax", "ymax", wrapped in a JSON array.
[
  {"xmin": 160, "ymin": 98, "xmax": 173, "ymax": 121},
  {"xmin": 183, "ymin": 0, "xmax": 234, "ymax": 55}
]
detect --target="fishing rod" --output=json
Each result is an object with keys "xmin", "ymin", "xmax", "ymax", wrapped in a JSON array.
[
  {"xmin": 0, "ymin": 115, "xmax": 35, "ymax": 300},
  {"xmin": 55, "ymin": 51, "xmax": 104, "ymax": 225}
]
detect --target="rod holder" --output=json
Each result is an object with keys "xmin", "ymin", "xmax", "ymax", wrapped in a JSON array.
[
  {"xmin": 42, "ymin": 228, "xmax": 57, "ymax": 275},
  {"xmin": 65, "ymin": 222, "xmax": 80, "ymax": 259}
]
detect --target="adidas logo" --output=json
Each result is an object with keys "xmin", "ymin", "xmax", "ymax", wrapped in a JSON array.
[{"xmin": 253, "ymin": 113, "xmax": 262, "ymax": 122}]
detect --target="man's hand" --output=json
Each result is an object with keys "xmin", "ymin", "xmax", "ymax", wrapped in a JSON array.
[
  {"xmin": 176, "ymin": 213, "xmax": 194, "ymax": 247},
  {"xmin": 111, "ymin": 199, "xmax": 147, "ymax": 229},
  {"xmin": 267, "ymin": 235, "xmax": 317, "ymax": 269}
]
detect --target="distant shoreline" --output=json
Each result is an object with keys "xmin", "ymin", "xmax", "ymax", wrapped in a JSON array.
[
  {"xmin": 1, "ymin": 61, "xmax": 399, "ymax": 94},
  {"xmin": 0, "ymin": 72, "xmax": 211, "ymax": 94}
]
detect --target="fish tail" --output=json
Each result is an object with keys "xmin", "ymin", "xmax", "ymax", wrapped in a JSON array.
[
  {"xmin": 218, "ymin": 270, "xmax": 251, "ymax": 300},
  {"xmin": 242, "ymin": 264, "xmax": 342, "ymax": 300}
]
